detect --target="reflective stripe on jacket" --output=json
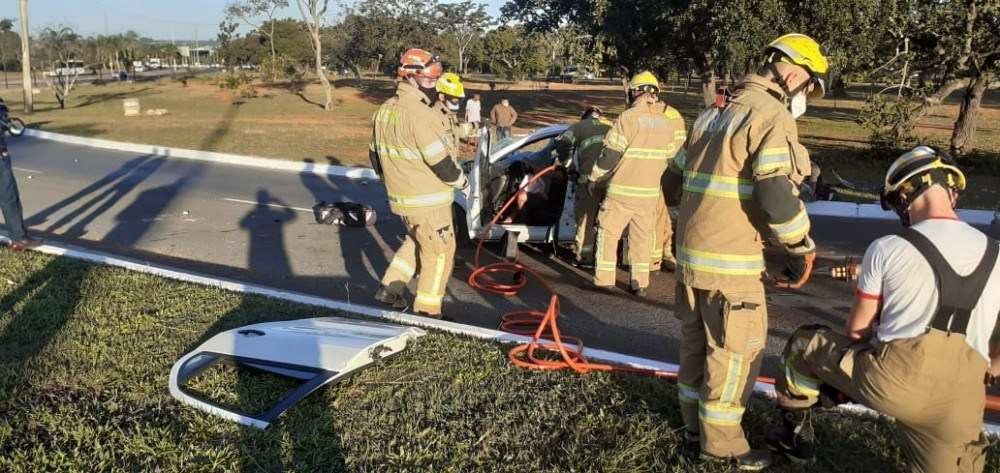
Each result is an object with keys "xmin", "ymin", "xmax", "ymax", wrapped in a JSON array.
[
  {"xmin": 371, "ymin": 82, "xmax": 463, "ymax": 217},
  {"xmin": 674, "ymin": 75, "xmax": 812, "ymax": 290}
]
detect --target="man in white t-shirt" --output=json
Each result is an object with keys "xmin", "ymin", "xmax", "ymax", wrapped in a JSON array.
[
  {"xmin": 465, "ymin": 93, "xmax": 482, "ymax": 131},
  {"xmin": 767, "ymin": 146, "xmax": 1000, "ymax": 473}
]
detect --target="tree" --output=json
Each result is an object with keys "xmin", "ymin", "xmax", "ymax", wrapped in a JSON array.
[
  {"xmin": 37, "ymin": 26, "xmax": 82, "ymax": 109},
  {"xmin": 0, "ymin": 19, "xmax": 16, "ymax": 88},
  {"xmin": 296, "ymin": 0, "xmax": 332, "ymax": 110},
  {"xmin": 434, "ymin": 1, "xmax": 492, "ymax": 74},
  {"xmin": 481, "ymin": 26, "xmax": 547, "ymax": 80},
  {"xmin": 18, "ymin": 0, "xmax": 31, "ymax": 113},
  {"xmin": 226, "ymin": 0, "xmax": 289, "ymax": 81}
]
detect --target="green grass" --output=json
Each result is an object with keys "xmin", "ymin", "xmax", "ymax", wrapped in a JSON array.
[{"xmin": 1, "ymin": 248, "xmax": 998, "ymax": 472}]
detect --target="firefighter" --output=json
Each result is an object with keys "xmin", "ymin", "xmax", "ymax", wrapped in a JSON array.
[
  {"xmin": 769, "ymin": 146, "xmax": 999, "ymax": 472},
  {"xmin": 434, "ymin": 72, "xmax": 466, "ymax": 154},
  {"xmin": 555, "ymin": 105, "xmax": 613, "ymax": 266},
  {"xmin": 663, "ymin": 34, "xmax": 829, "ymax": 469},
  {"xmin": 590, "ymin": 71, "xmax": 686, "ymax": 297},
  {"xmin": 371, "ymin": 48, "xmax": 467, "ymax": 318}
]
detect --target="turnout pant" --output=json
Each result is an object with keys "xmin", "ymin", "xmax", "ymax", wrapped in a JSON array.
[
  {"xmin": 380, "ymin": 210, "xmax": 456, "ymax": 315},
  {"xmin": 651, "ymin": 194, "xmax": 675, "ymax": 269},
  {"xmin": 594, "ymin": 197, "xmax": 656, "ymax": 290},
  {"xmin": 675, "ymin": 282, "xmax": 767, "ymax": 457},
  {"xmin": 0, "ymin": 151, "xmax": 27, "ymax": 241},
  {"xmin": 777, "ymin": 327, "xmax": 988, "ymax": 473},
  {"xmin": 573, "ymin": 181, "xmax": 604, "ymax": 264}
]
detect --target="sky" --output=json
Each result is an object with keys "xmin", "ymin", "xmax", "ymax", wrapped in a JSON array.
[{"xmin": 0, "ymin": 0, "xmax": 505, "ymax": 41}]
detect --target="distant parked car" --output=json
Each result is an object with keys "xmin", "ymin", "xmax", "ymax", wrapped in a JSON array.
[{"xmin": 560, "ymin": 65, "xmax": 595, "ymax": 83}]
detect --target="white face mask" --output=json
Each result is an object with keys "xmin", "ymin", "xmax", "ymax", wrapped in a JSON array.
[
  {"xmin": 789, "ymin": 93, "xmax": 807, "ymax": 119},
  {"xmin": 447, "ymin": 101, "xmax": 460, "ymax": 112}
]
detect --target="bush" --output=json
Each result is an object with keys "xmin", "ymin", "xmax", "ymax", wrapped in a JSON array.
[
  {"xmin": 857, "ymin": 94, "xmax": 917, "ymax": 154},
  {"xmin": 218, "ymin": 70, "xmax": 257, "ymax": 100}
]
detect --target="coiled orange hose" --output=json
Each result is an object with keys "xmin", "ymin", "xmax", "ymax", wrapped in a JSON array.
[{"xmin": 465, "ymin": 164, "xmax": 1000, "ymax": 415}]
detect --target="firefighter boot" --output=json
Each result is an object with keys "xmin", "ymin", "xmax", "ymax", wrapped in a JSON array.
[
  {"xmin": 374, "ymin": 281, "xmax": 408, "ymax": 311},
  {"xmin": 766, "ymin": 408, "xmax": 816, "ymax": 464},
  {"xmin": 700, "ymin": 449, "xmax": 773, "ymax": 471}
]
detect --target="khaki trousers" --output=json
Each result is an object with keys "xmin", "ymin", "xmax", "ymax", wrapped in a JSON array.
[
  {"xmin": 573, "ymin": 181, "xmax": 605, "ymax": 263},
  {"xmin": 380, "ymin": 210, "xmax": 456, "ymax": 315},
  {"xmin": 594, "ymin": 197, "xmax": 656, "ymax": 290},
  {"xmin": 777, "ymin": 327, "xmax": 988, "ymax": 473},
  {"xmin": 675, "ymin": 282, "xmax": 768, "ymax": 457},
  {"xmin": 651, "ymin": 194, "xmax": 675, "ymax": 269}
]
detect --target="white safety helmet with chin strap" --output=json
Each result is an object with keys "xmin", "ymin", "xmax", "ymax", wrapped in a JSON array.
[{"xmin": 880, "ymin": 145, "xmax": 967, "ymax": 226}]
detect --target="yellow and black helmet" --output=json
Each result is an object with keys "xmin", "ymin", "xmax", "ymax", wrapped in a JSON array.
[
  {"xmin": 880, "ymin": 145, "xmax": 966, "ymax": 215},
  {"xmin": 436, "ymin": 72, "xmax": 465, "ymax": 99},
  {"xmin": 766, "ymin": 33, "xmax": 829, "ymax": 98},
  {"xmin": 628, "ymin": 71, "xmax": 659, "ymax": 94}
]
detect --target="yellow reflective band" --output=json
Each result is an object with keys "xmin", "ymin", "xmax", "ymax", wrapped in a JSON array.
[
  {"xmin": 782, "ymin": 358, "xmax": 821, "ymax": 397},
  {"xmin": 754, "ymin": 147, "xmax": 792, "ymax": 174},
  {"xmin": 676, "ymin": 246, "xmax": 765, "ymax": 276},
  {"xmin": 596, "ymin": 260, "xmax": 617, "ymax": 271},
  {"xmin": 623, "ymin": 148, "xmax": 668, "ymax": 160},
  {"xmin": 682, "ymin": 171, "xmax": 753, "ymax": 200},
  {"xmin": 387, "ymin": 190, "xmax": 454, "ymax": 208},
  {"xmin": 415, "ymin": 291, "xmax": 443, "ymax": 307},
  {"xmin": 375, "ymin": 108, "xmax": 401, "ymax": 125},
  {"xmin": 376, "ymin": 144, "xmax": 421, "ymax": 161},
  {"xmin": 579, "ymin": 134, "xmax": 605, "ymax": 152},
  {"xmin": 422, "ymin": 140, "xmax": 446, "ymax": 160},
  {"xmin": 631, "ymin": 262, "xmax": 650, "ymax": 271},
  {"xmin": 678, "ymin": 383, "xmax": 699, "ymax": 404},
  {"xmin": 699, "ymin": 401, "xmax": 746, "ymax": 426},
  {"xmin": 430, "ymin": 254, "xmax": 446, "ymax": 295},
  {"xmin": 769, "ymin": 207, "xmax": 811, "ymax": 243},
  {"xmin": 664, "ymin": 107, "xmax": 682, "ymax": 120},
  {"xmin": 720, "ymin": 352, "xmax": 745, "ymax": 404},
  {"xmin": 608, "ymin": 184, "xmax": 660, "ymax": 198},
  {"xmin": 669, "ymin": 150, "xmax": 687, "ymax": 173},
  {"xmin": 389, "ymin": 259, "xmax": 416, "ymax": 278}
]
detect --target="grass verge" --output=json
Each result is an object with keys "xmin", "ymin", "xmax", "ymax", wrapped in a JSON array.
[{"xmin": 1, "ymin": 248, "xmax": 998, "ymax": 472}]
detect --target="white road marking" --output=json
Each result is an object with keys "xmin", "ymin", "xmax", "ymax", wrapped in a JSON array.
[
  {"xmin": 223, "ymin": 197, "xmax": 313, "ymax": 213},
  {"xmin": 13, "ymin": 167, "xmax": 43, "ymax": 174}
]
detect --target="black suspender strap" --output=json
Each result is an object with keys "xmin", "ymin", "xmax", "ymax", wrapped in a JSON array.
[{"xmin": 897, "ymin": 228, "xmax": 999, "ymax": 335}]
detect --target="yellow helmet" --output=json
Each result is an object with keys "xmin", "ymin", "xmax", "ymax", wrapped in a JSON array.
[
  {"xmin": 436, "ymin": 72, "xmax": 465, "ymax": 99},
  {"xmin": 767, "ymin": 34, "xmax": 829, "ymax": 98},
  {"xmin": 628, "ymin": 71, "xmax": 659, "ymax": 93},
  {"xmin": 880, "ymin": 146, "xmax": 966, "ymax": 221}
]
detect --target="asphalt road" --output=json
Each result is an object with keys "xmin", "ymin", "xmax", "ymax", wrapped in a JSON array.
[{"xmin": 5, "ymin": 135, "xmax": 999, "ymax": 380}]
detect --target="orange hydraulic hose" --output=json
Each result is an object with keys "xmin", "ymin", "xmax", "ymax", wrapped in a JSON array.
[{"xmin": 466, "ymin": 164, "xmax": 1000, "ymax": 415}]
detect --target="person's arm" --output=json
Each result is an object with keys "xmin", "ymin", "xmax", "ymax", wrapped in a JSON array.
[
  {"xmin": 751, "ymin": 125, "xmax": 811, "ymax": 252},
  {"xmin": 663, "ymin": 111, "xmax": 688, "ymax": 206},
  {"xmin": 511, "ymin": 107, "xmax": 518, "ymax": 124},
  {"xmin": 989, "ymin": 320, "xmax": 1000, "ymax": 378},
  {"xmin": 490, "ymin": 106, "xmax": 498, "ymax": 124},
  {"xmin": 589, "ymin": 115, "xmax": 630, "ymax": 183},
  {"xmin": 847, "ymin": 294, "xmax": 881, "ymax": 341},
  {"xmin": 848, "ymin": 242, "xmax": 885, "ymax": 340},
  {"xmin": 368, "ymin": 123, "xmax": 383, "ymax": 177},
  {"xmin": 416, "ymin": 120, "xmax": 466, "ymax": 189},
  {"xmin": 555, "ymin": 126, "xmax": 575, "ymax": 168}
]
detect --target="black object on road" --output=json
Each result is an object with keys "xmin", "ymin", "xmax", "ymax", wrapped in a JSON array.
[{"xmin": 312, "ymin": 201, "xmax": 377, "ymax": 227}]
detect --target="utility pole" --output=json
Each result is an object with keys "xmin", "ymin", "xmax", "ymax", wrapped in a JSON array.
[{"xmin": 18, "ymin": 0, "xmax": 31, "ymax": 113}]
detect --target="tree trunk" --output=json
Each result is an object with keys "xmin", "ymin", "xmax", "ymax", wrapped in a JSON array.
[
  {"xmin": 700, "ymin": 68, "xmax": 716, "ymax": 109},
  {"xmin": 949, "ymin": 72, "xmax": 990, "ymax": 157},
  {"xmin": 458, "ymin": 47, "xmax": 465, "ymax": 75},
  {"xmin": 19, "ymin": 0, "xmax": 32, "ymax": 113},
  {"xmin": 269, "ymin": 23, "xmax": 278, "ymax": 82},
  {"xmin": 894, "ymin": 77, "xmax": 972, "ymax": 138},
  {"xmin": 313, "ymin": 33, "xmax": 332, "ymax": 110}
]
